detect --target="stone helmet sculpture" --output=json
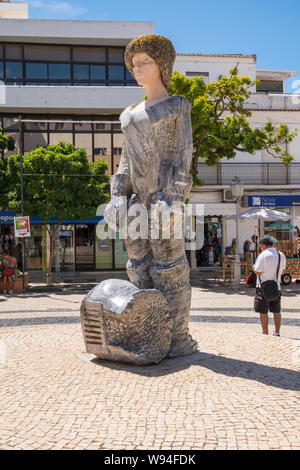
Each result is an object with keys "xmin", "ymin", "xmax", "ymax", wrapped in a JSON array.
[{"xmin": 124, "ymin": 34, "xmax": 176, "ymax": 89}]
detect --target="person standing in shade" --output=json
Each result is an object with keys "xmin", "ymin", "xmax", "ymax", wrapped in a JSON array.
[
  {"xmin": 2, "ymin": 249, "xmax": 18, "ymax": 296},
  {"xmin": 253, "ymin": 235, "xmax": 286, "ymax": 337}
]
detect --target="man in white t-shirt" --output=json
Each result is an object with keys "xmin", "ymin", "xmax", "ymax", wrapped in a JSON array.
[{"xmin": 253, "ymin": 235, "xmax": 286, "ymax": 337}]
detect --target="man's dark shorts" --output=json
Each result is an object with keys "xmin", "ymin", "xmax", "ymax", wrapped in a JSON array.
[{"xmin": 254, "ymin": 287, "xmax": 281, "ymax": 314}]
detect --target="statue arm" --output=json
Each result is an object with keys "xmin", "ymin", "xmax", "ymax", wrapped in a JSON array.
[
  {"xmin": 154, "ymin": 98, "xmax": 193, "ymax": 207},
  {"xmin": 104, "ymin": 139, "xmax": 133, "ymax": 232},
  {"xmin": 111, "ymin": 140, "xmax": 133, "ymax": 197},
  {"xmin": 169, "ymin": 98, "xmax": 193, "ymax": 201}
]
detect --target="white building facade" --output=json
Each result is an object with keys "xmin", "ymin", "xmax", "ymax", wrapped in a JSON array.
[
  {"xmin": 0, "ymin": 2, "xmax": 154, "ymax": 273},
  {"xmin": 1, "ymin": 1, "xmax": 300, "ymax": 273},
  {"xmin": 174, "ymin": 53, "xmax": 300, "ymax": 267}
]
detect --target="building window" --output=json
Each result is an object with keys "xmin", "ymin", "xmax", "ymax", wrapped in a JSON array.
[
  {"xmin": 49, "ymin": 63, "xmax": 71, "ymax": 81},
  {"xmin": 5, "ymin": 44, "xmax": 22, "ymax": 60},
  {"xmin": 108, "ymin": 48, "xmax": 124, "ymax": 64},
  {"xmin": 256, "ymin": 80, "xmax": 283, "ymax": 93},
  {"xmin": 0, "ymin": 114, "xmax": 123, "ymax": 174},
  {"xmin": 186, "ymin": 71, "xmax": 209, "ymax": 82},
  {"xmin": 90, "ymin": 65, "xmax": 106, "ymax": 81},
  {"xmin": 73, "ymin": 46, "xmax": 106, "ymax": 63},
  {"xmin": 108, "ymin": 65, "xmax": 124, "ymax": 81},
  {"xmin": 24, "ymin": 45, "xmax": 70, "ymax": 62},
  {"xmin": 6, "ymin": 62, "xmax": 23, "ymax": 82},
  {"xmin": 0, "ymin": 43, "xmax": 137, "ymax": 87},
  {"xmin": 26, "ymin": 62, "xmax": 48, "ymax": 80},
  {"xmin": 73, "ymin": 64, "xmax": 89, "ymax": 81}
]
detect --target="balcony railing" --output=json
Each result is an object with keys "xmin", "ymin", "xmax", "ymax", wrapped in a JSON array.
[
  {"xmin": 197, "ymin": 162, "xmax": 300, "ymax": 185},
  {"xmin": 245, "ymin": 93, "xmax": 300, "ymax": 110}
]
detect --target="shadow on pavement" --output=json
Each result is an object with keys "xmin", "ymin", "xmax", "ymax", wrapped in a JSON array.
[{"xmin": 89, "ymin": 351, "xmax": 300, "ymax": 392}]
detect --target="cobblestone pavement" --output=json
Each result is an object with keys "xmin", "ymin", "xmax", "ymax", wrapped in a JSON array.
[{"xmin": 0, "ymin": 280, "xmax": 299, "ymax": 450}]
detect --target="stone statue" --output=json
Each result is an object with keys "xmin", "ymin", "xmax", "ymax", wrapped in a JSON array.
[{"xmin": 80, "ymin": 34, "xmax": 198, "ymax": 363}]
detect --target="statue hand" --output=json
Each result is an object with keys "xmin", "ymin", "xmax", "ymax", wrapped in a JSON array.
[
  {"xmin": 151, "ymin": 191, "xmax": 184, "ymax": 235},
  {"xmin": 104, "ymin": 195, "xmax": 127, "ymax": 232}
]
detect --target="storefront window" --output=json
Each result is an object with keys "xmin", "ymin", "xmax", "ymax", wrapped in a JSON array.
[
  {"xmin": 115, "ymin": 233, "xmax": 128, "ymax": 269},
  {"xmin": 24, "ymin": 225, "xmax": 44, "ymax": 271},
  {"xmin": 75, "ymin": 224, "xmax": 94, "ymax": 270},
  {"xmin": 52, "ymin": 225, "xmax": 75, "ymax": 272},
  {"xmin": 95, "ymin": 237, "xmax": 113, "ymax": 269}
]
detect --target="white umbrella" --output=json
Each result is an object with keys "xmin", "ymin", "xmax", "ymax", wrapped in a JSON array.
[{"xmin": 226, "ymin": 207, "xmax": 291, "ymax": 221}]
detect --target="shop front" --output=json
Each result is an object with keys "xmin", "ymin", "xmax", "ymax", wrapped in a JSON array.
[
  {"xmin": 0, "ymin": 211, "xmax": 128, "ymax": 271},
  {"xmin": 190, "ymin": 203, "xmax": 237, "ymax": 268},
  {"xmin": 247, "ymin": 194, "xmax": 300, "ymax": 233}
]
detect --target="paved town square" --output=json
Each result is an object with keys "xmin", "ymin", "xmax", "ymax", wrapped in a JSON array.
[{"xmin": 0, "ymin": 278, "xmax": 299, "ymax": 450}]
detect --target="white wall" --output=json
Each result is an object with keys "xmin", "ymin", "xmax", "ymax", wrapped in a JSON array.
[
  {"xmin": 174, "ymin": 55, "xmax": 257, "ymax": 85},
  {"xmin": 0, "ymin": 18, "xmax": 154, "ymax": 45},
  {"xmin": 0, "ymin": 85, "xmax": 145, "ymax": 114}
]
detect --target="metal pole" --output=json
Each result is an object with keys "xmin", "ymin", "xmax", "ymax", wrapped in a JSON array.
[
  {"xmin": 18, "ymin": 115, "xmax": 25, "ymax": 294},
  {"xmin": 234, "ymin": 197, "xmax": 241, "ymax": 289}
]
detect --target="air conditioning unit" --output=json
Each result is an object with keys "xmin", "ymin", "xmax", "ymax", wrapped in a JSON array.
[{"xmin": 223, "ymin": 189, "xmax": 235, "ymax": 202}]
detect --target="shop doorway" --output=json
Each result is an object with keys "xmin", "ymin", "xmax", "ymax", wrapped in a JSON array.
[
  {"xmin": 75, "ymin": 224, "xmax": 94, "ymax": 270},
  {"xmin": 196, "ymin": 216, "xmax": 223, "ymax": 267}
]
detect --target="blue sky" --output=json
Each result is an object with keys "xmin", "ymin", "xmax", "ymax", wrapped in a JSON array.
[{"xmin": 21, "ymin": 0, "xmax": 300, "ymax": 92}]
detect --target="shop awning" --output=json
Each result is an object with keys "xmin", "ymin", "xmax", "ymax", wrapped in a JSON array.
[{"xmin": 0, "ymin": 211, "xmax": 103, "ymax": 225}]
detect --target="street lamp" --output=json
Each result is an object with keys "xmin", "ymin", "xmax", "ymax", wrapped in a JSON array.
[{"xmin": 231, "ymin": 177, "xmax": 244, "ymax": 289}]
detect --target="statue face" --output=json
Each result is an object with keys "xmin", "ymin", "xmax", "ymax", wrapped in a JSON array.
[{"xmin": 131, "ymin": 52, "xmax": 164, "ymax": 88}]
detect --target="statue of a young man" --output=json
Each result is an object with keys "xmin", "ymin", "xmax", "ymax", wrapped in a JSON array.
[{"xmin": 104, "ymin": 35, "xmax": 197, "ymax": 358}]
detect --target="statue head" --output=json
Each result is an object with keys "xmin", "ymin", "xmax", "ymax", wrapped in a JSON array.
[{"xmin": 124, "ymin": 34, "xmax": 176, "ymax": 90}]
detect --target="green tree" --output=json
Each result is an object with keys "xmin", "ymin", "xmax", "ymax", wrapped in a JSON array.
[
  {"xmin": 168, "ymin": 67, "xmax": 297, "ymax": 185},
  {"xmin": 0, "ymin": 127, "xmax": 15, "ymax": 209},
  {"xmin": 0, "ymin": 127, "xmax": 15, "ymax": 154},
  {"xmin": 6, "ymin": 141, "xmax": 110, "ymax": 284}
]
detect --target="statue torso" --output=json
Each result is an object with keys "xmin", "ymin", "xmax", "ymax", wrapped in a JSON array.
[{"xmin": 119, "ymin": 95, "xmax": 188, "ymax": 204}]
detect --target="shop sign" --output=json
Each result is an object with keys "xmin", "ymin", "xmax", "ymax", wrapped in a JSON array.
[
  {"xmin": 0, "ymin": 211, "xmax": 16, "ymax": 224},
  {"xmin": 14, "ymin": 216, "xmax": 31, "ymax": 238},
  {"xmin": 248, "ymin": 195, "xmax": 300, "ymax": 207}
]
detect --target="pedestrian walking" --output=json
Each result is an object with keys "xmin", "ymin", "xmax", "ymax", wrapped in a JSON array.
[{"xmin": 253, "ymin": 235, "xmax": 286, "ymax": 336}]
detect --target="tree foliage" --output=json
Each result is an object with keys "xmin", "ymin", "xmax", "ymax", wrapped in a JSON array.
[
  {"xmin": 0, "ymin": 127, "xmax": 15, "ymax": 153},
  {"xmin": 168, "ymin": 67, "xmax": 297, "ymax": 185},
  {"xmin": 0, "ymin": 127, "xmax": 15, "ymax": 208},
  {"xmin": 5, "ymin": 141, "xmax": 110, "ymax": 282}
]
